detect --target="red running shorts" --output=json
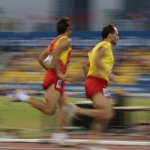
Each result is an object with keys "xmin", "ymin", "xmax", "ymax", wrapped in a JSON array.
[
  {"xmin": 43, "ymin": 69, "xmax": 65, "ymax": 94},
  {"xmin": 85, "ymin": 76, "xmax": 111, "ymax": 100}
]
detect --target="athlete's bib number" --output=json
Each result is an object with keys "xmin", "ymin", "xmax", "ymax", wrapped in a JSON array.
[
  {"xmin": 56, "ymin": 79, "xmax": 62, "ymax": 89},
  {"xmin": 103, "ymin": 88, "xmax": 111, "ymax": 97}
]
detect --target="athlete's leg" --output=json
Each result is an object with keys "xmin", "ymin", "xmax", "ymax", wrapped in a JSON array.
[
  {"xmin": 87, "ymin": 118, "xmax": 108, "ymax": 140},
  {"xmin": 28, "ymin": 84, "xmax": 61, "ymax": 115},
  {"xmin": 82, "ymin": 119, "xmax": 109, "ymax": 150},
  {"xmin": 7, "ymin": 84, "xmax": 61, "ymax": 115},
  {"xmin": 86, "ymin": 95, "xmax": 112, "ymax": 141},
  {"xmin": 88, "ymin": 119, "xmax": 102, "ymax": 139},
  {"xmin": 76, "ymin": 93, "xmax": 113, "ymax": 120},
  {"xmin": 55, "ymin": 94, "xmax": 68, "ymax": 133},
  {"xmin": 50, "ymin": 94, "xmax": 69, "ymax": 141},
  {"xmin": 77, "ymin": 94, "xmax": 113, "ymax": 150}
]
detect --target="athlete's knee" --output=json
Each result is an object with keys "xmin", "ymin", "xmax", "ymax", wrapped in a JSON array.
[
  {"xmin": 99, "ymin": 108, "xmax": 113, "ymax": 120},
  {"xmin": 104, "ymin": 109, "xmax": 114, "ymax": 120},
  {"xmin": 43, "ymin": 107, "xmax": 56, "ymax": 116},
  {"xmin": 110, "ymin": 109, "xmax": 115, "ymax": 119}
]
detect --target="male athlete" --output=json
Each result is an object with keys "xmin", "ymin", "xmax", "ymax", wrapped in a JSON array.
[
  {"xmin": 7, "ymin": 17, "xmax": 72, "ymax": 141},
  {"xmin": 64, "ymin": 24, "xmax": 119, "ymax": 149}
]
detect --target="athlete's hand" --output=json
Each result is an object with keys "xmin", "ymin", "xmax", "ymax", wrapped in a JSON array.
[
  {"xmin": 57, "ymin": 72, "xmax": 66, "ymax": 81},
  {"xmin": 108, "ymin": 73, "xmax": 117, "ymax": 82}
]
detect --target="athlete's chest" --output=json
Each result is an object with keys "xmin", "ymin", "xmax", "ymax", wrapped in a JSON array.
[{"xmin": 103, "ymin": 49, "xmax": 114, "ymax": 63}]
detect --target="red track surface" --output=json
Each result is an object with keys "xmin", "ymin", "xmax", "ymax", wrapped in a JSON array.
[
  {"xmin": 0, "ymin": 134, "xmax": 150, "ymax": 150},
  {"xmin": 0, "ymin": 142, "xmax": 150, "ymax": 150}
]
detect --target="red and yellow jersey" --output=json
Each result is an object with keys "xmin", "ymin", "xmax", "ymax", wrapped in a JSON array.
[
  {"xmin": 47, "ymin": 35, "xmax": 72, "ymax": 73},
  {"xmin": 87, "ymin": 41, "xmax": 114, "ymax": 82}
]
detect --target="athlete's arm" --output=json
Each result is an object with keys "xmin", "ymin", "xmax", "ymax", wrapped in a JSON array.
[
  {"xmin": 95, "ymin": 47, "xmax": 108, "ymax": 73},
  {"xmin": 38, "ymin": 49, "xmax": 49, "ymax": 70},
  {"xmin": 52, "ymin": 38, "xmax": 71, "ymax": 78},
  {"xmin": 82, "ymin": 59, "xmax": 90, "ymax": 77},
  {"xmin": 95, "ymin": 47, "xmax": 116, "ymax": 82}
]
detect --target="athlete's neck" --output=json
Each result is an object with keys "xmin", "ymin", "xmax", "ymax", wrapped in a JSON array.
[
  {"xmin": 103, "ymin": 39, "xmax": 111, "ymax": 44},
  {"xmin": 59, "ymin": 33, "xmax": 69, "ymax": 37}
]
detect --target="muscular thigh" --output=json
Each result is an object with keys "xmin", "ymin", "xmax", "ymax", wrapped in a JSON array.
[
  {"xmin": 45, "ymin": 84, "xmax": 61, "ymax": 109},
  {"xmin": 92, "ymin": 93, "xmax": 111, "ymax": 110}
]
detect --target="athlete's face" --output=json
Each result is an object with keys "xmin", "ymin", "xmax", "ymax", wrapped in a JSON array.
[
  {"xmin": 110, "ymin": 27, "xmax": 119, "ymax": 45},
  {"xmin": 67, "ymin": 26, "xmax": 72, "ymax": 37}
]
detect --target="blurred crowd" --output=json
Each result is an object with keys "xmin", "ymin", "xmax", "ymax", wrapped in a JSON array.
[
  {"xmin": 0, "ymin": 0, "xmax": 150, "ymax": 86},
  {"xmin": 0, "ymin": 47, "xmax": 150, "ymax": 85}
]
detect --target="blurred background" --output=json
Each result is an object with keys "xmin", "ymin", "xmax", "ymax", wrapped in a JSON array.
[
  {"xmin": 0, "ymin": 0, "xmax": 149, "ymax": 139},
  {"xmin": 0, "ymin": 0, "xmax": 150, "ymax": 32}
]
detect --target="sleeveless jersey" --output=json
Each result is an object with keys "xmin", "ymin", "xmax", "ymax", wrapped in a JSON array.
[
  {"xmin": 87, "ymin": 41, "xmax": 114, "ymax": 82},
  {"xmin": 47, "ymin": 35, "xmax": 72, "ymax": 73}
]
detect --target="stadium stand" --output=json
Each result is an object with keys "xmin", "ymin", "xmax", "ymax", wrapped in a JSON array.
[{"xmin": 0, "ymin": 48, "xmax": 150, "ymax": 85}]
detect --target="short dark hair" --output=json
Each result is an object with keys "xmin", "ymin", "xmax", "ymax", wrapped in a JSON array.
[
  {"xmin": 56, "ymin": 16, "xmax": 70, "ymax": 35},
  {"xmin": 101, "ymin": 24, "xmax": 116, "ymax": 39}
]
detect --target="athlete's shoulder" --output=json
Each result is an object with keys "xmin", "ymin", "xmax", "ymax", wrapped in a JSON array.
[
  {"xmin": 88, "ymin": 51, "xmax": 92, "ymax": 56},
  {"xmin": 60, "ymin": 38, "xmax": 72, "ymax": 47},
  {"xmin": 59, "ymin": 36, "xmax": 71, "ymax": 42},
  {"xmin": 54, "ymin": 37, "xmax": 71, "ymax": 50},
  {"xmin": 68, "ymin": 38, "xmax": 72, "ymax": 42},
  {"xmin": 101, "ymin": 41, "xmax": 111, "ymax": 49},
  {"xmin": 62, "ymin": 37, "xmax": 72, "ymax": 48}
]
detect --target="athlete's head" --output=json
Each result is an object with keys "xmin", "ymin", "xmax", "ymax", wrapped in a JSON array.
[
  {"xmin": 101, "ymin": 24, "xmax": 119, "ymax": 45},
  {"xmin": 56, "ymin": 16, "xmax": 72, "ymax": 36}
]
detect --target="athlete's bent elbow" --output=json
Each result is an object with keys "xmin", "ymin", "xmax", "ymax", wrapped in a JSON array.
[
  {"xmin": 38, "ymin": 57, "xmax": 42, "ymax": 64},
  {"xmin": 82, "ymin": 64, "xmax": 86, "ymax": 70},
  {"xmin": 82, "ymin": 62, "xmax": 89, "ymax": 70}
]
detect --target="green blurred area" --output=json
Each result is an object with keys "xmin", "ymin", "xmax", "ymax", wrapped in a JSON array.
[{"xmin": 0, "ymin": 96, "xmax": 150, "ymax": 138}]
